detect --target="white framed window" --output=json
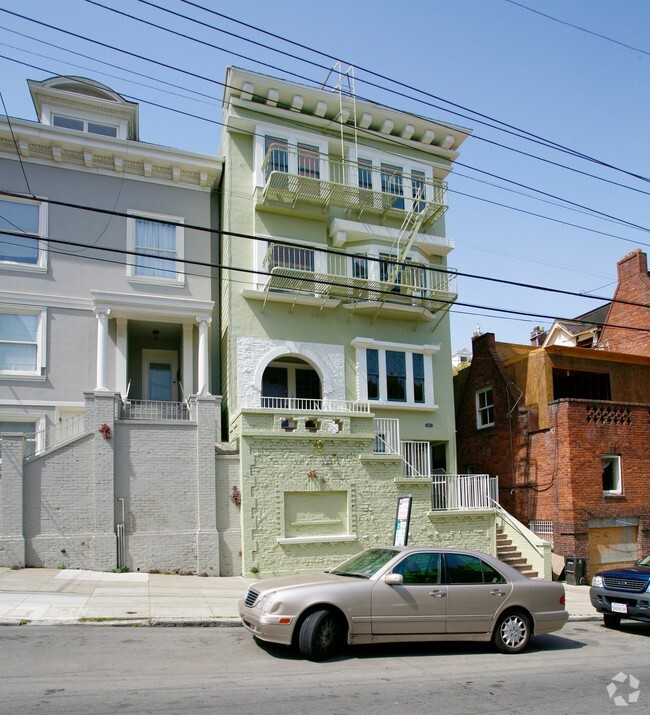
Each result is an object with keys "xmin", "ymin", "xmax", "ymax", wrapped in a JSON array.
[
  {"xmin": 52, "ymin": 113, "xmax": 118, "ymax": 138},
  {"xmin": 126, "ymin": 212, "xmax": 185, "ymax": 286},
  {"xmin": 350, "ymin": 147, "xmax": 433, "ymax": 214},
  {"xmin": 476, "ymin": 387, "xmax": 494, "ymax": 429},
  {"xmin": 0, "ymin": 308, "xmax": 47, "ymax": 378},
  {"xmin": 602, "ymin": 455, "xmax": 622, "ymax": 494},
  {"xmin": 353, "ymin": 338, "xmax": 437, "ymax": 408},
  {"xmin": 256, "ymin": 126, "xmax": 328, "ymax": 188},
  {"xmin": 0, "ymin": 196, "xmax": 48, "ymax": 271}
]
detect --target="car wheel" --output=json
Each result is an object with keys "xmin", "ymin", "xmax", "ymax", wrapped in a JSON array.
[
  {"xmin": 493, "ymin": 611, "xmax": 531, "ymax": 654},
  {"xmin": 603, "ymin": 613, "xmax": 621, "ymax": 629},
  {"xmin": 298, "ymin": 609, "xmax": 343, "ymax": 662}
]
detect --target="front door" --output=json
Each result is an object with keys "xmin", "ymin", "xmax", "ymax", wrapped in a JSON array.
[{"xmin": 142, "ymin": 349, "xmax": 178, "ymax": 401}]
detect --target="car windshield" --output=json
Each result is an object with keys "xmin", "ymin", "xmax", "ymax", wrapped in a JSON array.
[
  {"xmin": 637, "ymin": 554, "xmax": 650, "ymax": 567},
  {"xmin": 329, "ymin": 548, "xmax": 399, "ymax": 578}
]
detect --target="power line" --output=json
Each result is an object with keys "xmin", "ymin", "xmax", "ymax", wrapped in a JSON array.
[
  {"xmin": 177, "ymin": 0, "xmax": 650, "ymax": 184},
  {"xmin": 2, "ymin": 8, "xmax": 648, "ymax": 234},
  {"xmin": 2, "ymin": 52, "xmax": 647, "ymax": 255},
  {"xmin": 2, "ymin": 189, "xmax": 648, "ymax": 314},
  {"xmin": 2, "ymin": 221, "xmax": 647, "ymax": 335},
  {"xmin": 89, "ymin": 0, "xmax": 650, "ymax": 197},
  {"xmin": 504, "ymin": 0, "xmax": 650, "ymax": 56}
]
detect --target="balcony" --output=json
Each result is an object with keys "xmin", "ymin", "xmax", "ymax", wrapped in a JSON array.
[
  {"xmin": 241, "ymin": 394, "xmax": 370, "ymax": 414},
  {"xmin": 260, "ymin": 144, "xmax": 447, "ymax": 228},
  {"xmin": 261, "ymin": 243, "xmax": 457, "ymax": 314}
]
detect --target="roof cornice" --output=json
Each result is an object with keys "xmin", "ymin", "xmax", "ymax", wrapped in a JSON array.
[{"xmin": 0, "ymin": 117, "xmax": 222, "ymax": 189}]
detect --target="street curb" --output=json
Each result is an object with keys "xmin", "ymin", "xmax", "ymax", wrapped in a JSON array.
[{"xmin": 1, "ymin": 615, "xmax": 599, "ymax": 626}]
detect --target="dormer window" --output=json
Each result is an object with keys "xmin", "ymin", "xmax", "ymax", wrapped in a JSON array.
[{"xmin": 52, "ymin": 114, "xmax": 118, "ymax": 138}]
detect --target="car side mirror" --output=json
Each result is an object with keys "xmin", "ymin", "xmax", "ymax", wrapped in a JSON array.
[{"xmin": 384, "ymin": 573, "xmax": 403, "ymax": 586}]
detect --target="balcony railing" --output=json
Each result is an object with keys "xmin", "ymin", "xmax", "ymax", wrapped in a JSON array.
[
  {"xmin": 263, "ymin": 243, "xmax": 457, "ymax": 312},
  {"xmin": 431, "ymin": 474, "xmax": 498, "ymax": 510},
  {"xmin": 118, "ymin": 400, "xmax": 193, "ymax": 421},
  {"xmin": 261, "ymin": 144, "xmax": 447, "ymax": 228},
  {"xmin": 241, "ymin": 395, "xmax": 370, "ymax": 414}
]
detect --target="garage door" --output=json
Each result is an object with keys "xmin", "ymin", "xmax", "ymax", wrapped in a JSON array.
[{"xmin": 588, "ymin": 525, "xmax": 638, "ymax": 579}]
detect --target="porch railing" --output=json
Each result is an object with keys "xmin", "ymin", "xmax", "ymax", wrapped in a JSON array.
[
  {"xmin": 242, "ymin": 395, "xmax": 370, "ymax": 414},
  {"xmin": 431, "ymin": 474, "xmax": 498, "ymax": 510},
  {"xmin": 118, "ymin": 400, "xmax": 193, "ymax": 421}
]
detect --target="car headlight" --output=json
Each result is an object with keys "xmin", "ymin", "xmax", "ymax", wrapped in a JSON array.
[
  {"xmin": 258, "ymin": 591, "xmax": 278, "ymax": 613},
  {"xmin": 592, "ymin": 575, "xmax": 603, "ymax": 588}
]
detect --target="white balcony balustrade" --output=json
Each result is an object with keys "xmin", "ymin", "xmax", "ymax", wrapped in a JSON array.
[
  {"xmin": 261, "ymin": 144, "xmax": 448, "ymax": 228},
  {"xmin": 262, "ymin": 243, "xmax": 457, "ymax": 312}
]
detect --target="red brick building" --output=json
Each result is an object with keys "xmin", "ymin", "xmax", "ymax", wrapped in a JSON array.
[{"xmin": 454, "ymin": 251, "xmax": 650, "ymax": 577}]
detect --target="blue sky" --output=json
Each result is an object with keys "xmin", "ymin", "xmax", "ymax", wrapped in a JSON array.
[{"xmin": 1, "ymin": 0, "xmax": 648, "ymax": 352}]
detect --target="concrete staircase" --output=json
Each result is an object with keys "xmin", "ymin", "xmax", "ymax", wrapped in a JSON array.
[{"xmin": 497, "ymin": 527, "xmax": 539, "ymax": 578}]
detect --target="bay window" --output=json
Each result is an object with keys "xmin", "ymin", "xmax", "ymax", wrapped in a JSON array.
[{"xmin": 355, "ymin": 338, "xmax": 437, "ymax": 407}]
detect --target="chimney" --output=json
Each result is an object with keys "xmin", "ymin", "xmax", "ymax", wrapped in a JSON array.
[
  {"xmin": 530, "ymin": 326, "xmax": 547, "ymax": 346},
  {"xmin": 617, "ymin": 249, "xmax": 648, "ymax": 283}
]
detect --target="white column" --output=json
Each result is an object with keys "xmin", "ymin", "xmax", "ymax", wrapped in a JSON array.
[
  {"xmin": 95, "ymin": 309, "xmax": 111, "ymax": 391},
  {"xmin": 115, "ymin": 318, "xmax": 128, "ymax": 397},
  {"xmin": 196, "ymin": 317, "xmax": 211, "ymax": 395},
  {"xmin": 182, "ymin": 323, "xmax": 194, "ymax": 398}
]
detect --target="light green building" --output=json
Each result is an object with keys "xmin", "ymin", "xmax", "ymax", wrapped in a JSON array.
[{"xmin": 219, "ymin": 67, "xmax": 480, "ymax": 576}]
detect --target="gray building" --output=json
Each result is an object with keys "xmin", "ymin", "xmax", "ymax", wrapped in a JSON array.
[{"xmin": 0, "ymin": 76, "xmax": 230, "ymax": 573}]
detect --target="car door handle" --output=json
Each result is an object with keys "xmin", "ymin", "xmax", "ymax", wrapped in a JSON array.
[
  {"xmin": 429, "ymin": 590, "xmax": 446, "ymax": 598},
  {"xmin": 490, "ymin": 589, "xmax": 506, "ymax": 597}
]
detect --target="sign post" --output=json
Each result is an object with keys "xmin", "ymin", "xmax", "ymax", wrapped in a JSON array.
[{"xmin": 393, "ymin": 494, "xmax": 413, "ymax": 546}]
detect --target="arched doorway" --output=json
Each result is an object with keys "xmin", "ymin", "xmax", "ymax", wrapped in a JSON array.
[{"xmin": 261, "ymin": 357, "xmax": 321, "ymax": 409}]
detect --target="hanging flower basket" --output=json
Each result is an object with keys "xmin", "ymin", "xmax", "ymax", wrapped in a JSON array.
[{"xmin": 99, "ymin": 423, "xmax": 112, "ymax": 440}]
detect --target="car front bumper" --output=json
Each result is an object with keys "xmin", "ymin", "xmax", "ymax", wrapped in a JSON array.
[
  {"xmin": 590, "ymin": 586, "xmax": 650, "ymax": 623},
  {"xmin": 238, "ymin": 600, "xmax": 296, "ymax": 646}
]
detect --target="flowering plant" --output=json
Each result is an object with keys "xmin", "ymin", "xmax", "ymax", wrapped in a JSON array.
[{"xmin": 99, "ymin": 423, "xmax": 112, "ymax": 440}]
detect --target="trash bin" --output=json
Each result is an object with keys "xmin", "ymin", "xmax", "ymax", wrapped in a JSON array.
[{"xmin": 565, "ymin": 556, "xmax": 588, "ymax": 585}]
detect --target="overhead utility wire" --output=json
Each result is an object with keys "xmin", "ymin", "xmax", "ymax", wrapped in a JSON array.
[
  {"xmin": 2, "ymin": 224, "xmax": 647, "ymax": 335},
  {"xmin": 2, "ymin": 189, "xmax": 648, "ymax": 312},
  {"xmin": 177, "ymin": 0, "xmax": 650, "ymax": 183},
  {"xmin": 93, "ymin": 0, "xmax": 650, "ymax": 196},
  {"xmin": 504, "ymin": 0, "xmax": 650, "ymax": 56},
  {"xmin": 5, "ymin": 20, "xmax": 648, "ymax": 205},
  {"xmin": 2, "ymin": 9, "xmax": 648, "ymax": 234},
  {"xmin": 2, "ymin": 53, "xmax": 646, "ymax": 250}
]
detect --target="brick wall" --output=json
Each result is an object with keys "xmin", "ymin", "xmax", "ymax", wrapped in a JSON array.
[
  {"xmin": 600, "ymin": 250, "xmax": 650, "ymax": 357},
  {"xmin": 455, "ymin": 332, "xmax": 650, "ymax": 561}
]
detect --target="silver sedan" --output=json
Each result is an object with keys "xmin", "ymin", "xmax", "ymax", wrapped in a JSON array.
[{"xmin": 239, "ymin": 546, "xmax": 569, "ymax": 661}]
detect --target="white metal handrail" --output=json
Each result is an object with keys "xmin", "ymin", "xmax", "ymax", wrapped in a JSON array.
[
  {"xmin": 400, "ymin": 440, "xmax": 431, "ymax": 478},
  {"xmin": 26, "ymin": 413, "xmax": 87, "ymax": 458},
  {"xmin": 431, "ymin": 474, "xmax": 498, "ymax": 510},
  {"xmin": 373, "ymin": 418, "xmax": 400, "ymax": 454}
]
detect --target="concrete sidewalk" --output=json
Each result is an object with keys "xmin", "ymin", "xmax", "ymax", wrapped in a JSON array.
[{"xmin": 0, "ymin": 566, "xmax": 598, "ymax": 626}]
